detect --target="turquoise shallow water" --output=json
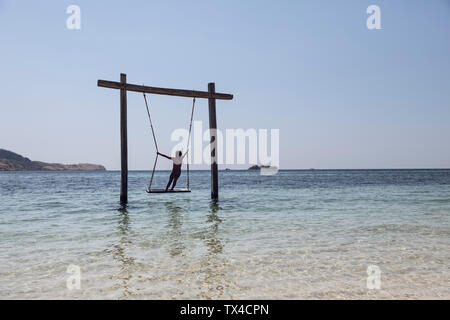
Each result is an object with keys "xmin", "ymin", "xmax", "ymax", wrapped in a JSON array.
[{"xmin": 0, "ymin": 169, "xmax": 449, "ymax": 299}]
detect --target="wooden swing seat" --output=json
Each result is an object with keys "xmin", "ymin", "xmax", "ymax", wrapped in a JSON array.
[{"xmin": 146, "ymin": 188, "xmax": 191, "ymax": 193}]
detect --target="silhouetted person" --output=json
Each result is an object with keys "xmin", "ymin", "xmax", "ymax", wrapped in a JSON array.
[{"xmin": 157, "ymin": 149, "xmax": 188, "ymax": 191}]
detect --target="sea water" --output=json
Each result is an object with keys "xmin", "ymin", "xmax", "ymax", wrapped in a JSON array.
[{"xmin": 0, "ymin": 170, "xmax": 449, "ymax": 299}]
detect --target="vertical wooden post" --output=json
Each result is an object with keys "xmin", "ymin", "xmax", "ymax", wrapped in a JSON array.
[
  {"xmin": 120, "ymin": 73, "xmax": 128, "ymax": 204},
  {"xmin": 208, "ymin": 83, "xmax": 219, "ymax": 200}
]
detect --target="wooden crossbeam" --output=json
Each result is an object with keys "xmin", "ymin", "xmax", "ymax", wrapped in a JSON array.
[{"xmin": 98, "ymin": 80, "xmax": 233, "ymax": 100}]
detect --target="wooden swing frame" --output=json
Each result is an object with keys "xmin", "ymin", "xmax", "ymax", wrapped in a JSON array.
[{"xmin": 97, "ymin": 73, "xmax": 233, "ymax": 204}]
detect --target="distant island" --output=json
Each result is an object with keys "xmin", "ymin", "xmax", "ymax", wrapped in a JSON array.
[
  {"xmin": 0, "ymin": 149, "xmax": 106, "ymax": 171},
  {"xmin": 248, "ymin": 165, "xmax": 277, "ymax": 170}
]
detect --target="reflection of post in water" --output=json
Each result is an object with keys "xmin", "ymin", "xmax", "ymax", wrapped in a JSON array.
[
  {"xmin": 111, "ymin": 204, "xmax": 136, "ymax": 297},
  {"xmin": 205, "ymin": 201, "xmax": 223, "ymax": 254},
  {"xmin": 197, "ymin": 201, "xmax": 226, "ymax": 299},
  {"xmin": 165, "ymin": 201, "xmax": 187, "ymax": 257}
]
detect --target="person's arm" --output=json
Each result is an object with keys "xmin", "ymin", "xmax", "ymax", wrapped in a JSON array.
[
  {"xmin": 157, "ymin": 152, "xmax": 172, "ymax": 160},
  {"xmin": 181, "ymin": 149, "xmax": 189, "ymax": 159}
]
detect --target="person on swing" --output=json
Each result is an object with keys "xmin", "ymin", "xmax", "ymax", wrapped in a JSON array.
[{"xmin": 157, "ymin": 149, "xmax": 188, "ymax": 191}]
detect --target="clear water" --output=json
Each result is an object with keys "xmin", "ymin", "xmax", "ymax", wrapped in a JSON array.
[{"xmin": 0, "ymin": 170, "xmax": 449, "ymax": 299}]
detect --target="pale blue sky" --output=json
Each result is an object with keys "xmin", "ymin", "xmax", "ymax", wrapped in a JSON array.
[{"xmin": 0, "ymin": 0, "xmax": 449, "ymax": 169}]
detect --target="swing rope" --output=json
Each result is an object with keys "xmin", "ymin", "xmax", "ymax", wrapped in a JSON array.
[
  {"xmin": 143, "ymin": 91, "xmax": 159, "ymax": 191},
  {"xmin": 143, "ymin": 90, "xmax": 195, "ymax": 192},
  {"xmin": 186, "ymin": 94, "xmax": 196, "ymax": 189},
  {"xmin": 143, "ymin": 92, "xmax": 158, "ymax": 152}
]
